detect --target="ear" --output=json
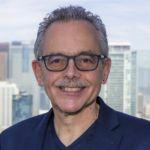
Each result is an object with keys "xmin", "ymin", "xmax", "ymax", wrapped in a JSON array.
[
  {"xmin": 32, "ymin": 60, "xmax": 44, "ymax": 86},
  {"xmin": 102, "ymin": 57, "xmax": 111, "ymax": 84}
]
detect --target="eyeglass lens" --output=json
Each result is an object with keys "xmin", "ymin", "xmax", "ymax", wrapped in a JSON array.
[
  {"xmin": 45, "ymin": 55, "xmax": 98, "ymax": 71},
  {"xmin": 75, "ymin": 55, "xmax": 98, "ymax": 70}
]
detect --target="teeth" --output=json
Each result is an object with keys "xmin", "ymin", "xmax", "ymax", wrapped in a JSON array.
[{"xmin": 61, "ymin": 87, "xmax": 82, "ymax": 92}]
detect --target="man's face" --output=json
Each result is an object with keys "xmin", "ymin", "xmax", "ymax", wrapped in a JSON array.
[{"xmin": 33, "ymin": 20, "xmax": 110, "ymax": 114}]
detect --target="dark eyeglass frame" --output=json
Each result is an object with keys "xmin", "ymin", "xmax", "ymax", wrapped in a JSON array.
[{"xmin": 38, "ymin": 54, "xmax": 106, "ymax": 72}]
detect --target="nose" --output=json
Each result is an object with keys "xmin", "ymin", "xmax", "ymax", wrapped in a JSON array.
[{"xmin": 62, "ymin": 59, "xmax": 80, "ymax": 79}]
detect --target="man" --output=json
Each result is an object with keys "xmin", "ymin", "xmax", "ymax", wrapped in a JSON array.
[{"xmin": 0, "ymin": 5, "xmax": 150, "ymax": 150}]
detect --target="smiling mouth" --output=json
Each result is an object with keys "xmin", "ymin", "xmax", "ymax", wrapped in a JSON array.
[{"xmin": 60, "ymin": 87, "xmax": 84, "ymax": 92}]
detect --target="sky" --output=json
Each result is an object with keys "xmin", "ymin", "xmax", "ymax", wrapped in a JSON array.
[{"xmin": 0, "ymin": 0, "xmax": 150, "ymax": 50}]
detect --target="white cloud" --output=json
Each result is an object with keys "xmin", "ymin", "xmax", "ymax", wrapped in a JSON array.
[
  {"xmin": 138, "ymin": 26, "xmax": 150, "ymax": 34},
  {"xmin": 0, "ymin": 0, "xmax": 150, "ymax": 50}
]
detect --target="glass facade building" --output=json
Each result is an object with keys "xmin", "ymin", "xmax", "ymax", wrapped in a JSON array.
[
  {"xmin": 40, "ymin": 86, "xmax": 50, "ymax": 110},
  {"xmin": 12, "ymin": 91, "xmax": 32, "ymax": 125},
  {"xmin": 0, "ymin": 82, "xmax": 19, "ymax": 132},
  {"xmin": 9, "ymin": 41, "xmax": 50, "ymax": 116},
  {"xmin": 9, "ymin": 42, "xmax": 40, "ymax": 116},
  {"xmin": 131, "ymin": 51, "xmax": 137, "ymax": 116},
  {"xmin": 100, "ymin": 43, "xmax": 137, "ymax": 116}
]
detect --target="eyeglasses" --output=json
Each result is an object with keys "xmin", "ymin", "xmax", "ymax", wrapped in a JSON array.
[{"xmin": 38, "ymin": 54, "xmax": 106, "ymax": 71}]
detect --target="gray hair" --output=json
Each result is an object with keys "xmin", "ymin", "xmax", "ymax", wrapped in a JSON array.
[{"xmin": 34, "ymin": 5, "xmax": 109, "ymax": 60}]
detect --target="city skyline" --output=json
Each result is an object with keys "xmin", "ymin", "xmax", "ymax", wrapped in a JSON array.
[
  {"xmin": 0, "ymin": 1, "xmax": 150, "ymax": 132},
  {"xmin": 0, "ymin": 0, "xmax": 150, "ymax": 50},
  {"xmin": 0, "ymin": 41, "xmax": 150, "ymax": 133}
]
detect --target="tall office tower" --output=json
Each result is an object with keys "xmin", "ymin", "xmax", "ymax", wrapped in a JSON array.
[
  {"xmin": 99, "ymin": 43, "xmax": 137, "ymax": 116},
  {"xmin": 12, "ymin": 91, "xmax": 32, "ymax": 125},
  {"xmin": 138, "ymin": 68, "xmax": 150, "ymax": 89},
  {"xmin": 9, "ymin": 41, "xmax": 49, "ymax": 116},
  {"xmin": 9, "ymin": 41, "xmax": 40, "ymax": 116},
  {"xmin": 39, "ymin": 87, "xmax": 52, "ymax": 115},
  {"xmin": 0, "ymin": 43, "xmax": 10, "ymax": 81},
  {"xmin": 138, "ymin": 93, "xmax": 144, "ymax": 113},
  {"xmin": 0, "ymin": 82, "xmax": 19, "ymax": 132},
  {"xmin": 40, "ymin": 87, "xmax": 50, "ymax": 110},
  {"xmin": 0, "ymin": 52, "xmax": 7, "ymax": 81},
  {"xmin": 131, "ymin": 51, "xmax": 137, "ymax": 116}
]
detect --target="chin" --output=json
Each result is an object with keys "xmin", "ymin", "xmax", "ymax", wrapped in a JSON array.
[{"xmin": 58, "ymin": 103, "xmax": 84, "ymax": 115}]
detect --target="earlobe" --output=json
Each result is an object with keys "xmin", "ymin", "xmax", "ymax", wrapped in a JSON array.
[
  {"xmin": 32, "ymin": 60, "xmax": 44, "ymax": 86},
  {"xmin": 102, "ymin": 78, "xmax": 106, "ymax": 84},
  {"xmin": 102, "ymin": 79, "xmax": 105, "ymax": 83}
]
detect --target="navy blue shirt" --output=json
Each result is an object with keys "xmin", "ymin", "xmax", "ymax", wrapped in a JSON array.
[{"xmin": 43, "ymin": 116, "xmax": 97, "ymax": 150}]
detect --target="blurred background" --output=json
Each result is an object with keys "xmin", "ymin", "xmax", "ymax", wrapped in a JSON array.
[{"xmin": 0, "ymin": 0, "xmax": 150, "ymax": 132}]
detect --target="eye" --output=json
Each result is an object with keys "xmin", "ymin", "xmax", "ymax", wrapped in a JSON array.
[
  {"xmin": 51, "ymin": 59, "xmax": 60, "ymax": 64},
  {"xmin": 82, "ymin": 59, "xmax": 90, "ymax": 63}
]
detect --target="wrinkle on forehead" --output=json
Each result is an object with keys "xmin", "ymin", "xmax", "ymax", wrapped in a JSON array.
[
  {"xmin": 44, "ymin": 49, "xmax": 96, "ymax": 56},
  {"xmin": 42, "ymin": 20, "xmax": 101, "ymax": 56}
]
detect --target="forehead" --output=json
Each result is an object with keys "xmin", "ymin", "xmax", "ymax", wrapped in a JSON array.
[{"xmin": 42, "ymin": 20, "xmax": 100, "ymax": 56}]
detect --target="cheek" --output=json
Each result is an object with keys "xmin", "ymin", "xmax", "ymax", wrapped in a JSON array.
[
  {"xmin": 92, "ymin": 66, "xmax": 103, "ymax": 82},
  {"xmin": 92, "ymin": 71, "xmax": 103, "ymax": 96},
  {"xmin": 41, "ymin": 70, "xmax": 57, "ymax": 94},
  {"xmin": 88, "ymin": 68, "xmax": 103, "ymax": 95},
  {"xmin": 83, "ymin": 70, "xmax": 102, "ymax": 88},
  {"xmin": 42, "ymin": 67, "xmax": 57, "ymax": 84}
]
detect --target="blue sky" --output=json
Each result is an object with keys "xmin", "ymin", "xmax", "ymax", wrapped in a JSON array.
[{"xmin": 0, "ymin": 0, "xmax": 150, "ymax": 50}]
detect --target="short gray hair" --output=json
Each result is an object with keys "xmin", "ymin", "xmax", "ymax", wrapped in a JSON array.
[{"xmin": 34, "ymin": 5, "xmax": 109, "ymax": 60}]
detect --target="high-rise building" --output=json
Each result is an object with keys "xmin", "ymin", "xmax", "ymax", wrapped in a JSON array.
[
  {"xmin": 0, "ymin": 82, "xmax": 19, "ymax": 132},
  {"xmin": 39, "ymin": 87, "xmax": 52, "ymax": 115},
  {"xmin": 138, "ymin": 93, "xmax": 144, "ymax": 113},
  {"xmin": 131, "ymin": 51, "xmax": 137, "ymax": 116},
  {"xmin": 12, "ymin": 91, "xmax": 32, "ymax": 125},
  {"xmin": 0, "ymin": 52, "xmax": 7, "ymax": 81},
  {"xmin": 99, "ymin": 43, "xmax": 137, "ymax": 116},
  {"xmin": 0, "ymin": 42, "xmax": 10, "ymax": 80},
  {"xmin": 40, "ymin": 87, "xmax": 50, "ymax": 110},
  {"xmin": 9, "ymin": 41, "xmax": 40, "ymax": 116},
  {"xmin": 9, "ymin": 41, "xmax": 49, "ymax": 116},
  {"xmin": 138, "ymin": 68, "xmax": 150, "ymax": 88}
]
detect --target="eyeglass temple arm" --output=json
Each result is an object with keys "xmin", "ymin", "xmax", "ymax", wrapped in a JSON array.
[
  {"xmin": 100, "ymin": 55, "xmax": 106, "ymax": 59},
  {"xmin": 38, "ymin": 56, "xmax": 42, "ymax": 60}
]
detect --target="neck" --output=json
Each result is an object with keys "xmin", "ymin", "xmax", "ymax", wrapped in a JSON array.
[{"xmin": 53, "ymin": 102, "xmax": 100, "ymax": 147}]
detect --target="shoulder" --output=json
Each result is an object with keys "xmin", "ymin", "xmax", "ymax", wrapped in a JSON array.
[
  {"xmin": 0, "ymin": 113, "xmax": 47, "ymax": 138},
  {"xmin": 116, "ymin": 111, "xmax": 150, "ymax": 138},
  {"xmin": 114, "ymin": 112, "xmax": 150, "ymax": 149},
  {"xmin": 116, "ymin": 111, "xmax": 150, "ymax": 130},
  {"xmin": 0, "ymin": 109, "xmax": 53, "ymax": 150},
  {"xmin": 0, "ymin": 113, "xmax": 48, "ymax": 150},
  {"xmin": 98, "ymin": 96, "xmax": 150, "ymax": 132},
  {"xmin": 98, "ymin": 97, "xmax": 150, "ymax": 148}
]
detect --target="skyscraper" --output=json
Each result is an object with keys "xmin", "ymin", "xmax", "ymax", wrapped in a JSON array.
[
  {"xmin": 0, "ymin": 42, "xmax": 10, "ymax": 81},
  {"xmin": 99, "ymin": 43, "xmax": 137, "ymax": 116},
  {"xmin": 9, "ymin": 41, "xmax": 50, "ymax": 116},
  {"xmin": 138, "ymin": 93, "xmax": 144, "ymax": 113},
  {"xmin": 12, "ymin": 91, "xmax": 32, "ymax": 125},
  {"xmin": 40, "ymin": 86, "xmax": 50, "ymax": 110},
  {"xmin": 9, "ymin": 41, "xmax": 40, "ymax": 116},
  {"xmin": 0, "ymin": 52, "xmax": 7, "ymax": 81},
  {"xmin": 0, "ymin": 82, "xmax": 19, "ymax": 132},
  {"xmin": 131, "ymin": 51, "xmax": 137, "ymax": 116}
]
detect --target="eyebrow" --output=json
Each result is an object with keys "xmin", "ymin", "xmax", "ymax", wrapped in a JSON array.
[{"xmin": 47, "ymin": 49, "xmax": 94, "ymax": 56}]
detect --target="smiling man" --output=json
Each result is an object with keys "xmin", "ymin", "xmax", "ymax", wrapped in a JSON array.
[{"xmin": 0, "ymin": 6, "xmax": 150, "ymax": 150}]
